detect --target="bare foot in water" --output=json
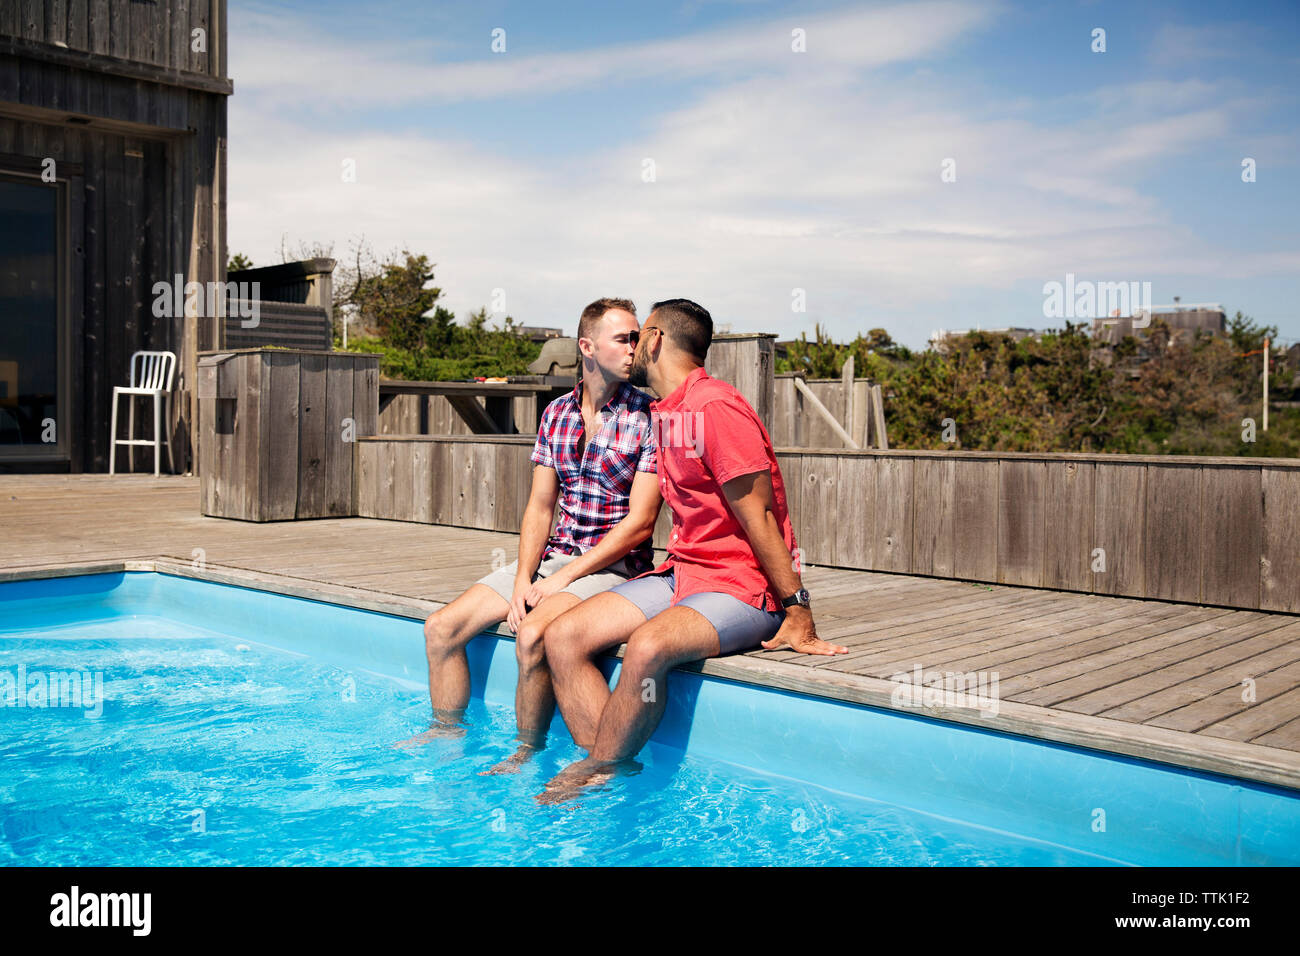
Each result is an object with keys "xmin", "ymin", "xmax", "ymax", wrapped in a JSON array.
[
  {"xmin": 392, "ymin": 722, "xmax": 467, "ymax": 749},
  {"xmin": 535, "ymin": 757, "xmax": 626, "ymax": 805},
  {"xmin": 480, "ymin": 743, "xmax": 540, "ymax": 776}
]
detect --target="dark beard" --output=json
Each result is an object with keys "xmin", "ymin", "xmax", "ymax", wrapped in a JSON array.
[{"xmin": 628, "ymin": 354, "xmax": 649, "ymax": 387}]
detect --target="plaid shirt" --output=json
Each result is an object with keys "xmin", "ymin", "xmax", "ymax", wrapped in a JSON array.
[{"xmin": 530, "ymin": 379, "xmax": 658, "ymax": 574}]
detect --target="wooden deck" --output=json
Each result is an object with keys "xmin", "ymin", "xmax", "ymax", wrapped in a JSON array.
[{"xmin": 3, "ymin": 473, "xmax": 1299, "ymax": 791}]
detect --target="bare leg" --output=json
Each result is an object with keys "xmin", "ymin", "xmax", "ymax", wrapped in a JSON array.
[
  {"xmin": 539, "ymin": 607, "xmax": 719, "ymax": 803},
  {"xmin": 394, "ymin": 584, "xmax": 509, "ymax": 747},
  {"xmin": 543, "ymin": 591, "xmax": 649, "ymax": 750},
  {"xmin": 480, "ymin": 592, "xmax": 581, "ymax": 775}
]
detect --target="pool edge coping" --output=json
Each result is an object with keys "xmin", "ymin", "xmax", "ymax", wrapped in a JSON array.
[{"xmin": 4, "ymin": 557, "xmax": 1299, "ymax": 794}]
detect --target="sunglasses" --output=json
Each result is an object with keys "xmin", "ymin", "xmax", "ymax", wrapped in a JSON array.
[{"xmin": 627, "ymin": 326, "xmax": 662, "ymax": 346}]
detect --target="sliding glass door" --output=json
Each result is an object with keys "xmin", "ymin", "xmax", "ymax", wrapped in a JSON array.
[{"xmin": 0, "ymin": 173, "xmax": 66, "ymax": 461}]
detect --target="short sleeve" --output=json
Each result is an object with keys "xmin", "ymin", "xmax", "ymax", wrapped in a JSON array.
[
  {"xmin": 698, "ymin": 399, "xmax": 770, "ymax": 486},
  {"xmin": 636, "ymin": 413, "xmax": 658, "ymax": 473},
  {"xmin": 530, "ymin": 404, "xmax": 554, "ymax": 468}
]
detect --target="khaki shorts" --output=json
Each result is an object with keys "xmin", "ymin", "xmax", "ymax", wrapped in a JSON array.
[{"xmin": 475, "ymin": 552, "xmax": 635, "ymax": 604}]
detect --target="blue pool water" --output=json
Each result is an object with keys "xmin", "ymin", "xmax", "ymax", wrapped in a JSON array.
[{"xmin": 1, "ymin": 572, "xmax": 1297, "ymax": 866}]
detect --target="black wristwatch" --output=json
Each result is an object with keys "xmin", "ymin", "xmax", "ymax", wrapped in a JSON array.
[{"xmin": 781, "ymin": 588, "xmax": 812, "ymax": 610}]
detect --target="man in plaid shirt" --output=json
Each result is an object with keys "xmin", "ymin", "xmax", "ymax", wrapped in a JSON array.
[{"xmin": 403, "ymin": 298, "xmax": 662, "ymax": 772}]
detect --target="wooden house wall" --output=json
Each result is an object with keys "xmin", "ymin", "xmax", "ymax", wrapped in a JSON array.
[
  {"xmin": 0, "ymin": 1, "xmax": 226, "ymax": 79},
  {"xmin": 0, "ymin": 1, "xmax": 228, "ymax": 472}
]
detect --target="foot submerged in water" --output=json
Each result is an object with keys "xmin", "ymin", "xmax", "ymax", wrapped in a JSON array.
[
  {"xmin": 392, "ymin": 720, "xmax": 468, "ymax": 750},
  {"xmin": 480, "ymin": 742, "xmax": 541, "ymax": 776},
  {"xmin": 535, "ymin": 756, "xmax": 640, "ymax": 804}
]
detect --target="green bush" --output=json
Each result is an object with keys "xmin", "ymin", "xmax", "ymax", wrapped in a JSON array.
[
  {"xmin": 777, "ymin": 314, "xmax": 1298, "ymax": 456},
  {"xmin": 330, "ymin": 247, "xmax": 541, "ymax": 380}
]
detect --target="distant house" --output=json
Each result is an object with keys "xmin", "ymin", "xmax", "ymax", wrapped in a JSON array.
[
  {"xmin": 0, "ymin": 2, "xmax": 230, "ymax": 473},
  {"xmin": 1085, "ymin": 304, "xmax": 1231, "ymax": 379},
  {"xmin": 925, "ymin": 303, "xmax": 1230, "ymax": 357},
  {"xmin": 1091, "ymin": 303, "xmax": 1227, "ymax": 346}
]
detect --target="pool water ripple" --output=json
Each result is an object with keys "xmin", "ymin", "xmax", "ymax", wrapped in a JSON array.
[{"xmin": 0, "ymin": 625, "xmax": 1105, "ymax": 866}]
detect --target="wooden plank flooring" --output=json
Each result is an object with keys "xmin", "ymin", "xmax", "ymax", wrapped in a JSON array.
[{"xmin": 2, "ymin": 474, "xmax": 1299, "ymax": 788}]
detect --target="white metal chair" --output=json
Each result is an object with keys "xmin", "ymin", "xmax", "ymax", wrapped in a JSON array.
[{"xmin": 110, "ymin": 350, "xmax": 177, "ymax": 476}]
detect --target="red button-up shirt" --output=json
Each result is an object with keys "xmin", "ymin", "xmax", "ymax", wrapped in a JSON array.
[{"xmin": 643, "ymin": 367, "xmax": 798, "ymax": 612}]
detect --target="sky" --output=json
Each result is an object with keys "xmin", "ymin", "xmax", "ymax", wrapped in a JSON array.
[{"xmin": 226, "ymin": 0, "xmax": 1300, "ymax": 350}]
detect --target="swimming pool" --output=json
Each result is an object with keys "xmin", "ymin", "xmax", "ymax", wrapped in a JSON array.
[{"xmin": 1, "ymin": 571, "xmax": 1297, "ymax": 866}]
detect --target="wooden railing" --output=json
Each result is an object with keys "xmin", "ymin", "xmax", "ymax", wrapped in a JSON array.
[
  {"xmin": 377, "ymin": 381, "xmax": 561, "ymax": 437},
  {"xmin": 353, "ymin": 436, "xmax": 1300, "ymax": 614},
  {"xmin": 197, "ymin": 349, "xmax": 1300, "ymax": 615},
  {"xmin": 776, "ymin": 449, "xmax": 1299, "ymax": 614}
]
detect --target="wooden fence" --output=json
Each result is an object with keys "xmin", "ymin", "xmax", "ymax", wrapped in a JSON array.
[
  {"xmin": 775, "ymin": 450, "xmax": 1299, "ymax": 613},
  {"xmin": 353, "ymin": 437, "xmax": 1300, "ymax": 614},
  {"xmin": 198, "ymin": 350, "xmax": 1300, "ymax": 615},
  {"xmin": 356, "ymin": 436, "xmax": 534, "ymax": 534},
  {"xmin": 772, "ymin": 373, "xmax": 887, "ymax": 449},
  {"xmin": 773, "ymin": 375, "xmax": 864, "ymax": 448}
]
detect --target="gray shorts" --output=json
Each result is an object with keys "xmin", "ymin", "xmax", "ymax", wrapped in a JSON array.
[
  {"xmin": 475, "ymin": 552, "xmax": 636, "ymax": 604},
  {"xmin": 610, "ymin": 570, "xmax": 786, "ymax": 655}
]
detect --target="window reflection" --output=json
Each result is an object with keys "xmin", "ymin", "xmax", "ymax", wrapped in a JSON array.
[{"xmin": 0, "ymin": 178, "xmax": 58, "ymax": 447}]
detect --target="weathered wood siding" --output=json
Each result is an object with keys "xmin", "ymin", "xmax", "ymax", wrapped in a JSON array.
[
  {"xmin": 774, "ymin": 375, "xmax": 850, "ymax": 448},
  {"xmin": 704, "ymin": 333, "xmax": 774, "ymax": 430},
  {"xmin": 1, "ymin": 0, "xmax": 226, "ymax": 79},
  {"xmin": 0, "ymin": 1, "xmax": 229, "ymax": 472},
  {"xmin": 353, "ymin": 439, "xmax": 1300, "ymax": 615},
  {"xmin": 198, "ymin": 349, "xmax": 377, "ymax": 520},
  {"xmin": 772, "ymin": 374, "xmax": 878, "ymax": 449},
  {"xmin": 357, "ymin": 436, "xmax": 536, "ymax": 535}
]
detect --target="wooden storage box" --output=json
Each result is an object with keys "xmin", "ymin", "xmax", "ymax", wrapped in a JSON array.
[{"xmin": 197, "ymin": 349, "xmax": 378, "ymax": 520}]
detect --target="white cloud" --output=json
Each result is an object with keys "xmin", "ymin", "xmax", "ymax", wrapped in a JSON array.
[
  {"xmin": 232, "ymin": 1, "xmax": 1001, "ymax": 108},
  {"xmin": 226, "ymin": 2, "xmax": 1298, "ymax": 348}
]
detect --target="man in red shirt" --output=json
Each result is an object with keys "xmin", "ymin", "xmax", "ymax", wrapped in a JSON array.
[{"xmin": 540, "ymin": 298, "xmax": 847, "ymax": 800}]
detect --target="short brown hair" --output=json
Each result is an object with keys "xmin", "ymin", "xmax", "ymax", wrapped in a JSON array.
[{"xmin": 577, "ymin": 297, "xmax": 636, "ymax": 341}]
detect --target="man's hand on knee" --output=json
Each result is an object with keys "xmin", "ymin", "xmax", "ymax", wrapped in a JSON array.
[
  {"xmin": 524, "ymin": 573, "xmax": 569, "ymax": 609},
  {"xmin": 506, "ymin": 578, "xmax": 533, "ymax": 633}
]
